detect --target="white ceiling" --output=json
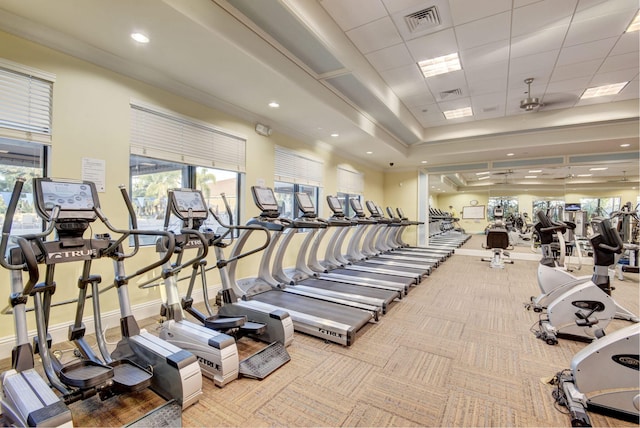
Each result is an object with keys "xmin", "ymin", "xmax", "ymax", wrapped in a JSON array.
[{"xmin": 0, "ymin": 0, "xmax": 637, "ymax": 193}]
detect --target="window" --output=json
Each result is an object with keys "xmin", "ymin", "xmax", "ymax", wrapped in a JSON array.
[
  {"xmin": 487, "ymin": 196, "xmax": 518, "ymax": 221},
  {"xmin": 274, "ymin": 146, "xmax": 322, "ymax": 218},
  {"xmin": 532, "ymin": 199, "xmax": 565, "ymax": 221},
  {"xmin": 580, "ymin": 197, "xmax": 621, "ymax": 221},
  {"xmin": 130, "ymin": 156, "xmax": 241, "ymax": 244},
  {"xmin": 129, "ymin": 102, "xmax": 246, "ymax": 244},
  {"xmin": 0, "ymin": 61, "xmax": 52, "ymax": 239},
  {"xmin": 336, "ymin": 192, "xmax": 361, "ymax": 218},
  {"xmin": 0, "ymin": 139, "xmax": 46, "ymax": 236}
]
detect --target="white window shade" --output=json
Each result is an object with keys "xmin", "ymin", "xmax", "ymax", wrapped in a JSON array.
[
  {"xmin": 337, "ymin": 166, "xmax": 364, "ymax": 194},
  {"xmin": 0, "ymin": 59, "xmax": 54, "ymax": 144},
  {"xmin": 130, "ymin": 102, "xmax": 246, "ymax": 172},
  {"xmin": 274, "ymin": 146, "xmax": 323, "ymax": 187}
]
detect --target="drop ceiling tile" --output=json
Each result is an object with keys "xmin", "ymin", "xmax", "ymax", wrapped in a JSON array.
[
  {"xmin": 574, "ymin": 0, "xmax": 638, "ymax": 19},
  {"xmin": 564, "ymin": 10, "xmax": 636, "ymax": 46},
  {"xmin": 381, "ymin": 0, "xmax": 429, "ymax": 15},
  {"xmin": 319, "ymin": 0, "xmax": 388, "ymax": 31},
  {"xmin": 466, "ymin": 61, "xmax": 509, "ymax": 85},
  {"xmin": 511, "ymin": 0, "xmax": 576, "ymax": 37},
  {"xmin": 545, "ymin": 77, "xmax": 592, "ymax": 93},
  {"xmin": 346, "ymin": 16, "xmax": 403, "ymax": 54},
  {"xmin": 510, "ymin": 25, "xmax": 568, "ymax": 58},
  {"xmin": 402, "ymin": 90, "xmax": 437, "ymax": 107},
  {"xmin": 556, "ymin": 37, "xmax": 618, "ymax": 66},
  {"xmin": 610, "ymin": 31, "xmax": 640, "ymax": 56},
  {"xmin": 365, "ymin": 44, "xmax": 415, "ymax": 71},
  {"xmin": 425, "ymin": 70, "xmax": 468, "ymax": 96},
  {"xmin": 459, "ymin": 39, "xmax": 510, "ymax": 70},
  {"xmin": 589, "ymin": 68, "xmax": 640, "ymax": 86},
  {"xmin": 468, "ymin": 76, "xmax": 508, "ymax": 96},
  {"xmin": 471, "ymin": 92, "xmax": 506, "ymax": 117},
  {"xmin": 405, "ymin": 28, "xmax": 458, "ymax": 61},
  {"xmin": 598, "ymin": 51, "xmax": 640, "ymax": 74},
  {"xmin": 379, "ymin": 64, "xmax": 425, "ymax": 97},
  {"xmin": 550, "ymin": 59, "xmax": 602, "ymax": 81},
  {"xmin": 509, "ymin": 49, "xmax": 559, "ymax": 80},
  {"xmin": 615, "ymin": 79, "xmax": 639, "ymax": 101},
  {"xmin": 448, "ymin": 0, "xmax": 511, "ymax": 25},
  {"xmin": 455, "ymin": 11, "xmax": 511, "ymax": 50},
  {"xmin": 540, "ymin": 89, "xmax": 583, "ymax": 110},
  {"xmin": 437, "ymin": 96, "xmax": 473, "ymax": 111}
]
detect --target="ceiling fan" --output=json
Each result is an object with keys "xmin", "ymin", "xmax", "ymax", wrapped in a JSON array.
[{"xmin": 520, "ymin": 78, "xmax": 542, "ymax": 111}]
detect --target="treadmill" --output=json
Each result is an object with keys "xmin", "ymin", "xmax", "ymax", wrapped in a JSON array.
[
  {"xmin": 309, "ymin": 195, "xmax": 414, "ymax": 295},
  {"xmin": 224, "ymin": 186, "xmax": 375, "ymax": 346},
  {"xmin": 363, "ymin": 201, "xmax": 442, "ymax": 267},
  {"xmin": 388, "ymin": 207, "xmax": 454, "ymax": 258},
  {"xmin": 270, "ymin": 192, "xmax": 400, "ymax": 314},
  {"xmin": 344, "ymin": 199, "xmax": 431, "ymax": 279}
]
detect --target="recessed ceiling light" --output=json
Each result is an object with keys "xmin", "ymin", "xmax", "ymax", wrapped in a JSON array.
[
  {"xmin": 330, "ymin": 133, "xmax": 339, "ymax": 137},
  {"xmin": 478, "ymin": 176, "xmax": 491, "ymax": 181},
  {"xmin": 524, "ymin": 175, "xmax": 537, "ymax": 179},
  {"xmin": 528, "ymin": 169, "xmax": 542, "ymax": 173},
  {"xmin": 627, "ymin": 10, "xmax": 640, "ymax": 32},
  {"xmin": 421, "ymin": 160, "xmax": 428, "ymax": 164},
  {"xmin": 268, "ymin": 101, "xmax": 280, "ymax": 108},
  {"xmin": 366, "ymin": 151, "xmax": 373, "ymax": 154},
  {"xmin": 620, "ymin": 143, "xmax": 631, "ymax": 147},
  {"xmin": 443, "ymin": 107, "xmax": 472, "ymax": 119},
  {"xmin": 581, "ymin": 82, "xmax": 628, "ymax": 99},
  {"xmin": 475, "ymin": 171, "xmax": 490, "ymax": 175},
  {"xmin": 506, "ymin": 153, "xmax": 514, "ymax": 156},
  {"xmin": 577, "ymin": 174, "xmax": 592, "ymax": 177},
  {"xmin": 418, "ymin": 53, "xmax": 462, "ymax": 78},
  {"xmin": 131, "ymin": 32, "xmax": 150, "ymax": 43},
  {"xmin": 589, "ymin": 167, "xmax": 608, "ymax": 171}
]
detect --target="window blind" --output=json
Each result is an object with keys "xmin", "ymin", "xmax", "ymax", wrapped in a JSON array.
[
  {"xmin": 337, "ymin": 166, "xmax": 364, "ymax": 194},
  {"xmin": 274, "ymin": 146, "xmax": 323, "ymax": 187},
  {"xmin": 0, "ymin": 59, "xmax": 54, "ymax": 144},
  {"xmin": 130, "ymin": 102, "xmax": 246, "ymax": 172}
]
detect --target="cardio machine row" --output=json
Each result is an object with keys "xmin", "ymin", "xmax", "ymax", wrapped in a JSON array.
[{"xmin": 523, "ymin": 210, "xmax": 639, "ymax": 427}]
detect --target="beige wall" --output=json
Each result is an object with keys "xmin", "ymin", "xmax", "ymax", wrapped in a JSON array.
[{"xmin": 0, "ymin": 31, "xmax": 386, "ymax": 338}]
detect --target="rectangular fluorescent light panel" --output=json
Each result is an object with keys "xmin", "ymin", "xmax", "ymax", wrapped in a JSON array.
[
  {"xmin": 477, "ymin": 175, "xmax": 491, "ymax": 181},
  {"xmin": 627, "ymin": 10, "xmax": 640, "ymax": 32},
  {"xmin": 475, "ymin": 171, "xmax": 490, "ymax": 175},
  {"xmin": 524, "ymin": 175, "xmax": 537, "ymax": 179},
  {"xmin": 577, "ymin": 174, "xmax": 592, "ymax": 177},
  {"xmin": 528, "ymin": 169, "xmax": 542, "ymax": 173},
  {"xmin": 443, "ymin": 106, "xmax": 472, "ymax": 119},
  {"xmin": 589, "ymin": 167, "xmax": 608, "ymax": 171},
  {"xmin": 418, "ymin": 53, "xmax": 461, "ymax": 78},
  {"xmin": 581, "ymin": 82, "xmax": 628, "ymax": 99}
]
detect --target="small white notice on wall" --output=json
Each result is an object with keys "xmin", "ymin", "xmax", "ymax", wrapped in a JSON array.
[{"xmin": 81, "ymin": 157, "xmax": 106, "ymax": 192}]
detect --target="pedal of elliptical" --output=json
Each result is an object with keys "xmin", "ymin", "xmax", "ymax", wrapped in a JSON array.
[
  {"xmin": 204, "ymin": 315, "xmax": 246, "ymax": 330},
  {"xmin": 240, "ymin": 321, "xmax": 267, "ymax": 336}
]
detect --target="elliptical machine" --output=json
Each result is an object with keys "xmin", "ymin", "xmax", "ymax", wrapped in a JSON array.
[
  {"xmin": 526, "ymin": 211, "xmax": 638, "ymax": 323},
  {"xmin": 146, "ymin": 188, "xmax": 291, "ymax": 383},
  {"xmin": 5, "ymin": 177, "xmax": 202, "ymax": 412},
  {"xmin": 533, "ymin": 216, "xmax": 638, "ymax": 345},
  {"xmin": 551, "ymin": 323, "xmax": 639, "ymax": 426},
  {"xmin": 481, "ymin": 207, "xmax": 514, "ymax": 268},
  {"xmin": 0, "ymin": 178, "xmax": 73, "ymax": 427}
]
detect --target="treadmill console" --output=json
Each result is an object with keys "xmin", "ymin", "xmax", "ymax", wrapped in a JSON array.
[
  {"xmin": 169, "ymin": 188, "xmax": 208, "ymax": 220},
  {"xmin": 365, "ymin": 201, "xmax": 380, "ymax": 217},
  {"xmin": 326, "ymin": 196, "xmax": 344, "ymax": 215},
  {"xmin": 251, "ymin": 186, "xmax": 280, "ymax": 215},
  {"xmin": 295, "ymin": 192, "xmax": 316, "ymax": 218},
  {"xmin": 349, "ymin": 198, "xmax": 365, "ymax": 216},
  {"xmin": 34, "ymin": 178, "xmax": 99, "ymax": 221}
]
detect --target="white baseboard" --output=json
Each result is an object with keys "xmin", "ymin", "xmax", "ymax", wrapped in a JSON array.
[{"xmin": 0, "ymin": 285, "xmax": 218, "ymax": 358}]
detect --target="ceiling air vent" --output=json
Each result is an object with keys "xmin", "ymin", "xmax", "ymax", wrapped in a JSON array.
[
  {"xmin": 439, "ymin": 88, "xmax": 462, "ymax": 99},
  {"xmin": 404, "ymin": 6, "xmax": 441, "ymax": 33}
]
